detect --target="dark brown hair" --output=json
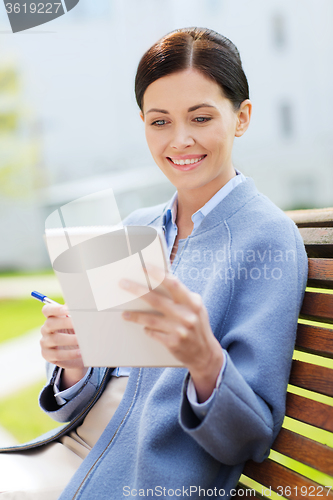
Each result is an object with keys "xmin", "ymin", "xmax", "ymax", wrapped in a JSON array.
[{"xmin": 135, "ymin": 27, "xmax": 249, "ymax": 112}]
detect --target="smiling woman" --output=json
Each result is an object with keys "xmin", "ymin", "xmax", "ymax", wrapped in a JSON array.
[
  {"xmin": 0, "ymin": 28, "xmax": 308, "ymax": 500},
  {"xmin": 141, "ymin": 69, "xmax": 251, "ymax": 214}
]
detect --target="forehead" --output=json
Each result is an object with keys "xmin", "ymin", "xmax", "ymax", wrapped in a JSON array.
[{"xmin": 142, "ymin": 69, "xmax": 226, "ymax": 112}]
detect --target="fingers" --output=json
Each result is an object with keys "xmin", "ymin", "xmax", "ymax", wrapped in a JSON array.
[
  {"xmin": 123, "ymin": 311, "xmax": 191, "ymax": 350},
  {"xmin": 40, "ymin": 342, "xmax": 82, "ymax": 368},
  {"xmin": 123, "ymin": 310, "xmax": 174, "ymax": 335},
  {"xmin": 40, "ymin": 329, "xmax": 82, "ymax": 368},
  {"xmin": 146, "ymin": 263, "xmax": 198, "ymax": 306},
  {"xmin": 120, "ymin": 265, "xmax": 203, "ymax": 320},
  {"xmin": 42, "ymin": 303, "xmax": 68, "ymax": 319},
  {"xmin": 40, "ymin": 325, "xmax": 80, "ymax": 356},
  {"xmin": 120, "ymin": 279, "xmax": 180, "ymax": 323},
  {"xmin": 122, "ymin": 310, "xmax": 185, "ymax": 357},
  {"xmin": 40, "ymin": 310, "xmax": 82, "ymax": 368},
  {"xmin": 119, "ymin": 265, "xmax": 215, "ymax": 370},
  {"xmin": 41, "ymin": 315, "xmax": 74, "ymax": 336},
  {"xmin": 40, "ymin": 328, "xmax": 78, "ymax": 349},
  {"xmin": 122, "ymin": 308, "xmax": 201, "ymax": 353},
  {"xmin": 146, "ymin": 263, "xmax": 203, "ymax": 311},
  {"xmin": 143, "ymin": 326, "xmax": 188, "ymax": 354}
]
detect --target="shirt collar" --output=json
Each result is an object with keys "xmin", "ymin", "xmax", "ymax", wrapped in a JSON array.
[
  {"xmin": 162, "ymin": 170, "xmax": 245, "ymax": 231},
  {"xmin": 162, "ymin": 190, "xmax": 178, "ymax": 229}
]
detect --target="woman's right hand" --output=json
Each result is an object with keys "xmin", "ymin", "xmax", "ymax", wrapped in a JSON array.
[{"xmin": 41, "ymin": 303, "xmax": 88, "ymax": 389}]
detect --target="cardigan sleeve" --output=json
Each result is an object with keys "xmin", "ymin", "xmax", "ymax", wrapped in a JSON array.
[
  {"xmin": 179, "ymin": 219, "xmax": 308, "ymax": 465},
  {"xmin": 39, "ymin": 364, "xmax": 105, "ymax": 423}
]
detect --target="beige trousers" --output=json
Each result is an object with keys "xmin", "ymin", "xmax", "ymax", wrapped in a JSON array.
[{"xmin": 0, "ymin": 376, "xmax": 128, "ymax": 499}]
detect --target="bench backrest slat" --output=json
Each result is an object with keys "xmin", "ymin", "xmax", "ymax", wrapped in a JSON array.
[
  {"xmin": 296, "ymin": 323, "xmax": 333, "ymax": 358},
  {"xmin": 271, "ymin": 428, "xmax": 333, "ymax": 476},
  {"xmin": 243, "ymin": 459, "xmax": 333, "ymax": 499},
  {"xmin": 285, "ymin": 392, "xmax": 333, "ymax": 432},
  {"xmin": 289, "ymin": 360, "xmax": 333, "ymax": 397},
  {"xmin": 300, "ymin": 291, "xmax": 333, "ymax": 324},
  {"xmin": 308, "ymin": 258, "xmax": 333, "ymax": 289},
  {"xmin": 240, "ymin": 207, "xmax": 333, "ymax": 498},
  {"xmin": 299, "ymin": 227, "xmax": 333, "ymax": 245},
  {"xmin": 285, "ymin": 208, "xmax": 333, "ymax": 227},
  {"xmin": 297, "ymin": 228, "xmax": 333, "ymax": 258}
]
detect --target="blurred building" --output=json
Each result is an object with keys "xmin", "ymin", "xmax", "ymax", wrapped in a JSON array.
[{"xmin": 0, "ymin": 0, "xmax": 332, "ymax": 270}]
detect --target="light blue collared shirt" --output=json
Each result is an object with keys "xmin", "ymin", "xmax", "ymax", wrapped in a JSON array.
[
  {"xmin": 54, "ymin": 170, "xmax": 246, "ymax": 416},
  {"xmin": 163, "ymin": 170, "xmax": 245, "ymax": 261}
]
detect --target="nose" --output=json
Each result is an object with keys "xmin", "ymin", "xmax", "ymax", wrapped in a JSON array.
[{"xmin": 170, "ymin": 125, "xmax": 195, "ymax": 150}]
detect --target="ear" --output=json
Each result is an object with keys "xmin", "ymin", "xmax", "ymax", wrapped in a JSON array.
[
  {"xmin": 235, "ymin": 99, "xmax": 252, "ymax": 137},
  {"xmin": 140, "ymin": 111, "xmax": 144, "ymax": 122}
]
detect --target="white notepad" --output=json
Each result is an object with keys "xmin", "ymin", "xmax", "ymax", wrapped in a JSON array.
[{"xmin": 44, "ymin": 225, "xmax": 183, "ymax": 367}]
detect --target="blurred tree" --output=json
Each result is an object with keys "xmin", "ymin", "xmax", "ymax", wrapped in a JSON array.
[{"xmin": 0, "ymin": 64, "xmax": 43, "ymax": 199}]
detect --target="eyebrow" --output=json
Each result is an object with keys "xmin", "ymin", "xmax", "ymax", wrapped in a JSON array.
[{"xmin": 145, "ymin": 103, "xmax": 216, "ymax": 115}]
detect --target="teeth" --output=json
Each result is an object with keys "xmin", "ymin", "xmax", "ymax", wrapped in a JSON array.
[{"xmin": 171, "ymin": 156, "xmax": 204, "ymax": 165}]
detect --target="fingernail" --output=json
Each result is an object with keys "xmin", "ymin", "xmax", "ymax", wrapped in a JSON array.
[
  {"xmin": 123, "ymin": 311, "xmax": 131, "ymax": 319},
  {"xmin": 60, "ymin": 306, "xmax": 68, "ymax": 314}
]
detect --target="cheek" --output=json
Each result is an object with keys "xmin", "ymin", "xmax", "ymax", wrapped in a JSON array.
[
  {"xmin": 145, "ymin": 130, "xmax": 169, "ymax": 156},
  {"xmin": 203, "ymin": 129, "xmax": 227, "ymax": 155}
]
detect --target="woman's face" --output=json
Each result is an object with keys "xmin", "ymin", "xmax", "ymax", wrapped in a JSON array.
[{"xmin": 141, "ymin": 68, "xmax": 251, "ymax": 197}]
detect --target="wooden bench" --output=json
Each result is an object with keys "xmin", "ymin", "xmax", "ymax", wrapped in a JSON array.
[{"xmin": 237, "ymin": 208, "xmax": 333, "ymax": 499}]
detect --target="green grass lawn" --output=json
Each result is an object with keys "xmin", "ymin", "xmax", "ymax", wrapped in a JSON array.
[
  {"xmin": 0, "ymin": 269, "xmax": 54, "ymax": 278},
  {"xmin": 0, "ymin": 380, "xmax": 60, "ymax": 443},
  {"xmin": 0, "ymin": 296, "xmax": 64, "ymax": 344},
  {"xmin": 0, "ymin": 291, "xmax": 65, "ymax": 443}
]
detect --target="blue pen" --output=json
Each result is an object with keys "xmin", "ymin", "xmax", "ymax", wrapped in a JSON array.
[
  {"xmin": 31, "ymin": 291, "xmax": 61, "ymax": 305},
  {"xmin": 31, "ymin": 291, "xmax": 72, "ymax": 327}
]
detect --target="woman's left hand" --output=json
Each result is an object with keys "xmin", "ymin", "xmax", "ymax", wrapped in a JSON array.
[{"xmin": 120, "ymin": 264, "xmax": 224, "ymax": 403}]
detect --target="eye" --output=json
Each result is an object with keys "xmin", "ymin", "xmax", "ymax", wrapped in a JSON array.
[
  {"xmin": 151, "ymin": 119, "xmax": 168, "ymax": 127},
  {"xmin": 194, "ymin": 117, "xmax": 211, "ymax": 123}
]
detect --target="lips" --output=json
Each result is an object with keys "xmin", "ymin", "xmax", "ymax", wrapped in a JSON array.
[{"xmin": 167, "ymin": 155, "xmax": 207, "ymax": 171}]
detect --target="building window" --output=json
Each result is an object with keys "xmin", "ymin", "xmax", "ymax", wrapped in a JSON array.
[
  {"xmin": 280, "ymin": 103, "xmax": 293, "ymax": 138},
  {"xmin": 272, "ymin": 14, "xmax": 287, "ymax": 48}
]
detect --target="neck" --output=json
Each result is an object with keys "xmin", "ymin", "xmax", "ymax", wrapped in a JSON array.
[{"xmin": 176, "ymin": 168, "xmax": 236, "ymax": 227}]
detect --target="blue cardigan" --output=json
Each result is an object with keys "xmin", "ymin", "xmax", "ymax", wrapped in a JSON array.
[{"xmin": 3, "ymin": 178, "xmax": 308, "ymax": 499}]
